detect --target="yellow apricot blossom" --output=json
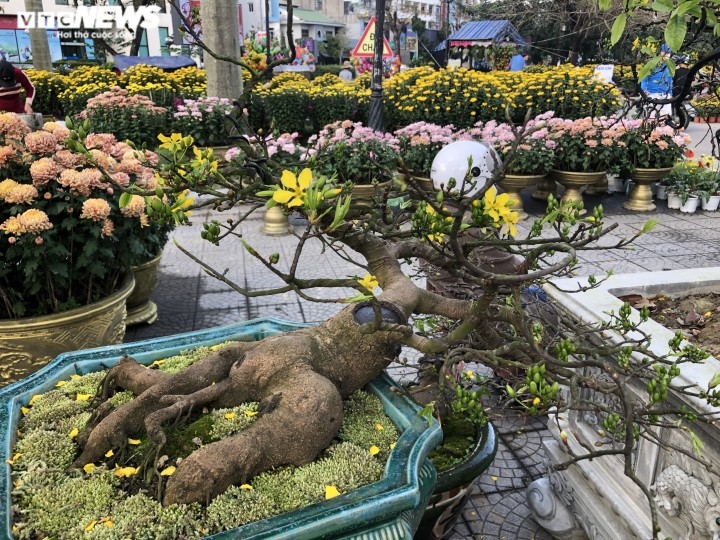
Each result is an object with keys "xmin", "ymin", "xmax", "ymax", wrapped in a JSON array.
[{"xmin": 272, "ymin": 168, "xmax": 313, "ymax": 208}]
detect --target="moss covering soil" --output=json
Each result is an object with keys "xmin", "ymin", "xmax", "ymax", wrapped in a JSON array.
[{"xmin": 8, "ymin": 342, "xmax": 400, "ymax": 540}]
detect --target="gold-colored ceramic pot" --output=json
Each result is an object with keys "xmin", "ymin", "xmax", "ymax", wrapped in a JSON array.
[
  {"xmin": 624, "ymin": 167, "xmax": 674, "ymax": 212},
  {"xmin": 499, "ymin": 174, "xmax": 547, "ymax": 220},
  {"xmin": 126, "ymin": 253, "xmax": 163, "ymax": 326},
  {"xmin": 0, "ymin": 274, "xmax": 135, "ymax": 387},
  {"xmin": 551, "ymin": 169, "xmax": 606, "ymax": 213}
]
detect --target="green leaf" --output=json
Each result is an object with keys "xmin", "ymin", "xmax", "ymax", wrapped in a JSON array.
[
  {"xmin": 640, "ymin": 218, "xmax": 658, "ymax": 233},
  {"xmin": 705, "ymin": 7, "xmax": 718, "ymax": 24},
  {"xmin": 118, "ymin": 192, "xmax": 132, "ymax": 208},
  {"xmin": 599, "ymin": 0, "xmax": 612, "ymax": 9},
  {"xmin": 638, "ymin": 56, "xmax": 662, "ymax": 81},
  {"xmin": 611, "ymin": 13, "xmax": 628, "ymax": 46},
  {"xmin": 417, "ymin": 401, "xmax": 435, "ymax": 427},
  {"xmin": 672, "ymin": 0, "xmax": 700, "ymax": 17},
  {"xmin": 651, "ymin": 0, "xmax": 674, "ymax": 13},
  {"xmin": 709, "ymin": 371, "xmax": 720, "ymax": 389},
  {"xmin": 664, "ymin": 15, "xmax": 687, "ymax": 53},
  {"xmin": 689, "ymin": 430, "xmax": 704, "ymax": 457}
]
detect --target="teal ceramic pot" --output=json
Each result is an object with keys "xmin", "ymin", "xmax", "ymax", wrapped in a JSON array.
[
  {"xmin": 0, "ymin": 318, "xmax": 443, "ymax": 540},
  {"xmin": 415, "ymin": 423, "xmax": 498, "ymax": 540}
]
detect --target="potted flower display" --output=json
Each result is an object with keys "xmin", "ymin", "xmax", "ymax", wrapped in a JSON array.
[
  {"xmin": 619, "ymin": 119, "xmax": 691, "ymax": 212},
  {"xmin": 546, "ymin": 116, "xmax": 625, "ymax": 210},
  {"xmin": 309, "ymin": 120, "xmax": 400, "ymax": 205},
  {"xmin": 476, "ymin": 113, "xmax": 556, "ymax": 220},
  {"xmin": 394, "ymin": 122, "xmax": 458, "ymax": 195},
  {"xmin": 171, "ymin": 96, "xmax": 236, "ymax": 157},
  {"xmin": 0, "ymin": 115, "xmax": 173, "ymax": 383}
]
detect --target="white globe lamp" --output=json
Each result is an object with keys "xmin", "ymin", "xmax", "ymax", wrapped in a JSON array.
[{"xmin": 430, "ymin": 141, "xmax": 498, "ymax": 198}]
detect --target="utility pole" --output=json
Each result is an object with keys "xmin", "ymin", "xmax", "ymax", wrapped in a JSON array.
[{"xmin": 368, "ymin": 0, "xmax": 387, "ymax": 132}]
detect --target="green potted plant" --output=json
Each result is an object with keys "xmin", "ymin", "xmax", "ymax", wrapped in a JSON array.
[
  {"xmin": 309, "ymin": 120, "xmax": 400, "ymax": 205},
  {"xmin": 0, "ymin": 116, "xmax": 161, "ymax": 382}
]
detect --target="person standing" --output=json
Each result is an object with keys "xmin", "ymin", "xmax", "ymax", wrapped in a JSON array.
[
  {"xmin": 0, "ymin": 59, "xmax": 35, "ymax": 114},
  {"xmin": 508, "ymin": 53, "xmax": 528, "ymax": 72},
  {"xmin": 339, "ymin": 60, "xmax": 354, "ymax": 82}
]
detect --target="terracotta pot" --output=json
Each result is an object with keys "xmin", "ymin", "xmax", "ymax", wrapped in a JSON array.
[{"xmin": 0, "ymin": 275, "xmax": 134, "ymax": 387}]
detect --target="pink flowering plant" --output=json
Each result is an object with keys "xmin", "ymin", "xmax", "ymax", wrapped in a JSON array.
[
  {"xmin": 310, "ymin": 121, "xmax": 400, "ymax": 184},
  {"xmin": 171, "ymin": 96, "xmax": 235, "ymax": 147},
  {"xmin": 79, "ymin": 87, "xmax": 169, "ymax": 147},
  {"xmin": 547, "ymin": 116, "xmax": 626, "ymax": 173},
  {"xmin": 394, "ymin": 122, "xmax": 457, "ymax": 178},
  {"xmin": 475, "ymin": 114, "xmax": 556, "ymax": 176},
  {"xmin": 619, "ymin": 119, "xmax": 690, "ymax": 170},
  {"xmin": 0, "ymin": 114, "xmax": 175, "ymax": 319}
]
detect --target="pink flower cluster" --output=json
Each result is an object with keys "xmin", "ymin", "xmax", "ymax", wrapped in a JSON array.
[
  {"xmin": 79, "ymin": 87, "xmax": 167, "ymax": 116},
  {"xmin": 395, "ymin": 122, "xmax": 457, "ymax": 147},
  {"xmin": 174, "ymin": 96, "xmax": 233, "ymax": 119},
  {"xmin": 310, "ymin": 121, "xmax": 401, "ymax": 152}
]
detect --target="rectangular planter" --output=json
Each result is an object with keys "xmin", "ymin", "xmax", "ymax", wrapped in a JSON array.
[
  {"xmin": 1, "ymin": 318, "xmax": 443, "ymax": 540},
  {"xmin": 528, "ymin": 270, "xmax": 720, "ymax": 540}
]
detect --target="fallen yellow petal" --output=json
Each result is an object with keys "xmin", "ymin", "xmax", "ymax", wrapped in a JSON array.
[
  {"xmin": 491, "ymin": 476, "xmax": 498, "ymax": 481},
  {"xmin": 68, "ymin": 428, "xmax": 79, "ymax": 439},
  {"xmin": 245, "ymin": 411, "xmax": 258, "ymax": 417},
  {"xmin": 104, "ymin": 520, "xmax": 114, "ymax": 528},
  {"xmin": 28, "ymin": 394, "xmax": 43, "ymax": 406},
  {"xmin": 532, "ymin": 397, "xmax": 541, "ymax": 406},
  {"xmin": 83, "ymin": 463, "xmax": 95, "ymax": 474},
  {"xmin": 369, "ymin": 445, "xmax": 380, "ymax": 456},
  {"xmin": 6, "ymin": 453, "xmax": 21, "ymax": 466},
  {"xmin": 76, "ymin": 394, "xmax": 91, "ymax": 401},
  {"xmin": 20, "ymin": 407, "xmax": 29, "ymax": 416},
  {"xmin": 152, "ymin": 360, "xmax": 166, "ymax": 366},
  {"xmin": 224, "ymin": 412, "xmax": 236, "ymax": 419},
  {"xmin": 55, "ymin": 381, "xmax": 67, "ymax": 387},
  {"xmin": 85, "ymin": 520, "xmax": 97, "ymax": 532},
  {"xmin": 390, "ymin": 443, "xmax": 396, "ymax": 450},
  {"xmin": 71, "ymin": 374, "xmax": 82, "ymax": 380},
  {"xmin": 105, "ymin": 450, "xmax": 114, "ymax": 458},
  {"xmin": 128, "ymin": 438, "xmax": 141, "ymax": 445},
  {"xmin": 374, "ymin": 423, "xmax": 384, "ymax": 431},
  {"xmin": 160, "ymin": 466, "xmax": 176, "ymax": 476},
  {"xmin": 240, "ymin": 484, "xmax": 254, "ymax": 490},
  {"xmin": 114, "ymin": 466, "xmax": 138, "ymax": 478},
  {"xmin": 325, "ymin": 485, "xmax": 341, "ymax": 499},
  {"xmin": 705, "ymin": 311, "xmax": 713, "ymax": 318}
]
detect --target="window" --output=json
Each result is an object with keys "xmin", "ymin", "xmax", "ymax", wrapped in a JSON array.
[
  {"xmin": 138, "ymin": 29, "xmax": 149, "ymax": 56},
  {"xmin": 158, "ymin": 27, "xmax": 170, "ymax": 56},
  {"xmin": 248, "ymin": 3, "xmax": 254, "ymax": 11},
  {"xmin": 55, "ymin": 0, "xmax": 70, "ymax": 4},
  {"xmin": 301, "ymin": 29, "xmax": 309, "ymax": 38},
  {"xmin": 315, "ymin": 0, "xmax": 322, "ymax": 10},
  {"xmin": 343, "ymin": 1, "xmax": 351, "ymax": 14}
]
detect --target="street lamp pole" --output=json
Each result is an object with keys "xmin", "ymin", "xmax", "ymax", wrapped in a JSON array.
[
  {"xmin": 265, "ymin": 0, "xmax": 272, "ymax": 67},
  {"xmin": 368, "ymin": 0, "xmax": 387, "ymax": 132}
]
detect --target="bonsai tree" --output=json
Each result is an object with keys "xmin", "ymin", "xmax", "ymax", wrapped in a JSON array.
[{"xmin": 61, "ymin": 3, "xmax": 720, "ymax": 536}]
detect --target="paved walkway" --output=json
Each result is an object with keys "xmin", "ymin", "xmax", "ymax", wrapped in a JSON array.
[{"xmin": 124, "ymin": 132, "xmax": 720, "ymax": 540}]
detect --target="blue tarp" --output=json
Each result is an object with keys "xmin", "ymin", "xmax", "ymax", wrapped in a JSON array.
[{"xmin": 112, "ymin": 55, "xmax": 197, "ymax": 72}]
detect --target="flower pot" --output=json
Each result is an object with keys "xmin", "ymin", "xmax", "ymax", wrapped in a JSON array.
[
  {"xmin": 0, "ymin": 275, "xmax": 134, "ymax": 387},
  {"xmin": 531, "ymin": 177, "xmax": 557, "ymax": 201},
  {"xmin": 550, "ymin": 170, "xmax": 606, "ymax": 214},
  {"xmin": 680, "ymin": 196, "xmax": 700, "ymax": 213},
  {"xmin": 624, "ymin": 167, "xmax": 673, "ymax": 212},
  {"xmin": 0, "ymin": 318, "xmax": 443, "ymax": 539},
  {"xmin": 499, "ymin": 174, "xmax": 546, "ymax": 221},
  {"xmin": 607, "ymin": 174, "xmax": 625, "ymax": 193},
  {"xmin": 667, "ymin": 193, "xmax": 682, "ymax": 209},
  {"xmin": 206, "ymin": 145, "xmax": 232, "ymax": 162},
  {"xmin": 702, "ymin": 194, "xmax": 720, "ymax": 211},
  {"xmin": 415, "ymin": 423, "xmax": 497, "ymax": 540},
  {"xmin": 656, "ymin": 185, "xmax": 668, "ymax": 200},
  {"xmin": 351, "ymin": 180, "xmax": 392, "ymax": 207},
  {"xmin": 126, "ymin": 252, "xmax": 163, "ymax": 326}
]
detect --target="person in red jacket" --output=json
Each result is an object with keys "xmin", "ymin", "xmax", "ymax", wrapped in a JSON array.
[{"xmin": 0, "ymin": 59, "xmax": 35, "ymax": 114}]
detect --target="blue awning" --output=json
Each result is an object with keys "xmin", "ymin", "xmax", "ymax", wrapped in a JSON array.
[
  {"xmin": 446, "ymin": 20, "xmax": 525, "ymax": 46},
  {"xmin": 112, "ymin": 55, "xmax": 198, "ymax": 72}
]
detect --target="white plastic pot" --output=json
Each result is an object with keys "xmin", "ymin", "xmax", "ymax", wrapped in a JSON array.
[
  {"xmin": 656, "ymin": 185, "xmax": 668, "ymax": 200},
  {"xmin": 680, "ymin": 196, "xmax": 700, "ymax": 213},
  {"xmin": 667, "ymin": 193, "xmax": 681, "ymax": 209},
  {"xmin": 702, "ymin": 195, "xmax": 720, "ymax": 211}
]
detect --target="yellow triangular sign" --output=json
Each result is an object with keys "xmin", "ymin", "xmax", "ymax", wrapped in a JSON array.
[{"xmin": 352, "ymin": 17, "xmax": 393, "ymax": 58}]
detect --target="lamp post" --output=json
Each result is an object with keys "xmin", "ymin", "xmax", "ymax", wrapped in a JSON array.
[{"xmin": 368, "ymin": 0, "xmax": 387, "ymax": 132}]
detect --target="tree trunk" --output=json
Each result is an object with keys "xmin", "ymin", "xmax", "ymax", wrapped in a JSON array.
[
  {"xmin": 199, "ymin": 0, "xmax": 243, "ymax": 99},
  {"xmin": 24, "ymin": 0, "xmax": 53, "ymax": 71}
]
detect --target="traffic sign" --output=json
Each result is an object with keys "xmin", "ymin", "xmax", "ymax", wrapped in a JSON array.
[{"xmin": 352, "ymin": 17, "xmax": 393, "ymax": 58}]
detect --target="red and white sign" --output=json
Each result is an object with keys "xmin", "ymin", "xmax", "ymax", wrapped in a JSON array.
[{"xmin": 352, "ymin": 17, "xmax": 392, "ymax": 58}]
